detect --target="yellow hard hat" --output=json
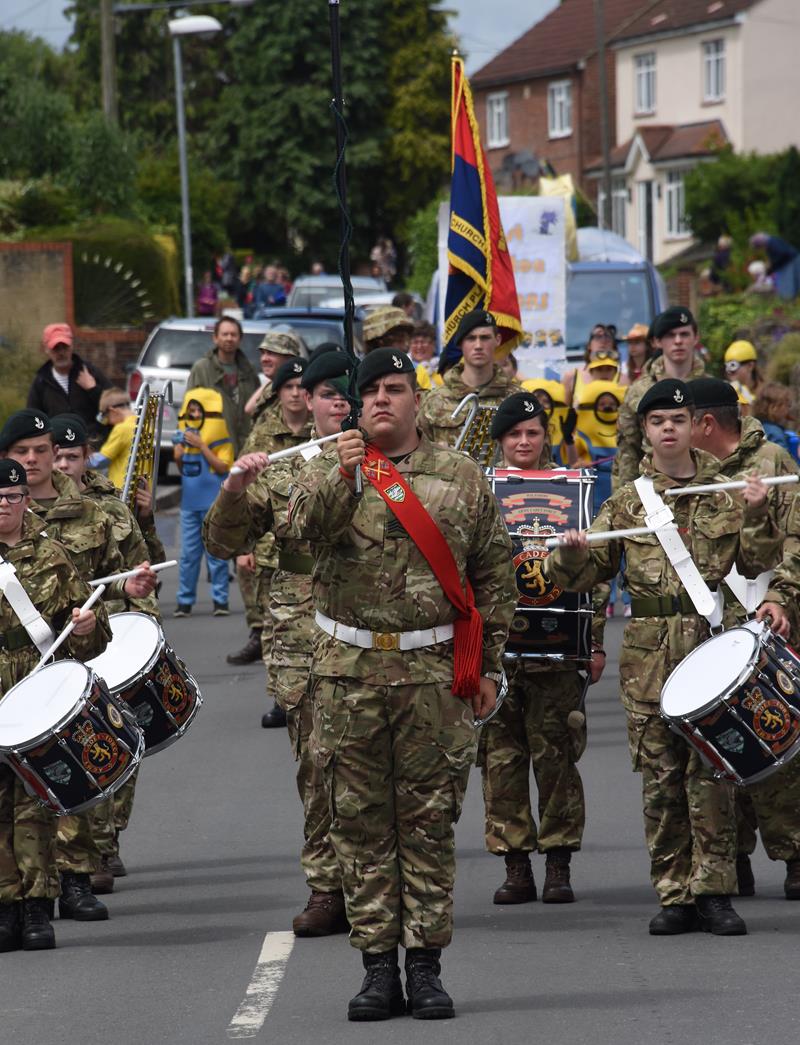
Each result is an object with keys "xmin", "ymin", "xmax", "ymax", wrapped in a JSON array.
[{"xmin": 724, "ymin": 340, "xmax": 757, "ymax": 365}]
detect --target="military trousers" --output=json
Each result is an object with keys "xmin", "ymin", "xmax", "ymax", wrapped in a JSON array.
[
  {"xmin": 479, "ymin": 669, "xmax": 586, "ymax": 855},
  {"xmin": 0, "ymin": 765, "xmax": 60, "ymax": 902},
  {"xmin": 311, "ymin": 677, "xmax": 476, "ymax": 953},
  {"xmin": 88, "ymin": 769, "xmax": 138, "ymax": 859},
  {"xmin": 736, "ymin": 756, "xmax": 800, "ymax": 862},
  {"xmin": 237, "ymin": 562, "xmax": 265, "ymax": 633},
  {"xmin": 627, "ymin": 712, "xmax": 737, "ymax": 905},
  {"xmin": 56, "ymin": 811, "xmax": 102, "ymax": 875}
]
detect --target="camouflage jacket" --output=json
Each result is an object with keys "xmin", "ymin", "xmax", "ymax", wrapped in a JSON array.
[
  {"xmin": 611, "ymin": 354, "xmax": 706, "ymax": 489},
  {"xmin": 288, "ymin": 433, "xmax": 518, "ymax": 684},
  {"xmin": 417, "ymin": 364, "xmax": 519, "ymax": 447},
  {"xmin": 250, "ymin": 380, "xmax": 274, "ymax": 425},
  {"xmin": 544, "ymin": 448, "xmax": 779, "ymax": 713},
  {"xmin": 81, "ymin": 469, "xmax": 161, "ymax": 619},
  {"xmin": 0, "ymin": 514, "xmax": 110, "ymax": 695}
]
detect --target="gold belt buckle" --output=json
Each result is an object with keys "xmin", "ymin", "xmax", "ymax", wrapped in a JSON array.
[{"xmin": 373, "ymin": 631, "xmax": 400, "ymax": 651}]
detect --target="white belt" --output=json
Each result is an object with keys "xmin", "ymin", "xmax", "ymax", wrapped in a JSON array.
[
  {"xmin": 0, "ymin": 558, "xmax": 55, "ymax": 655},
  {"xmin": 314, "ymin": 610, "xmax": 454, "ymax": 651}
]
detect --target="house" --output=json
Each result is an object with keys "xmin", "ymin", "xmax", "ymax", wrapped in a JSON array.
[
  {"xmin": 589, "ymin": 0, "xmax": 800, "ymax": 264},
  {"xmin": 470, "ymin": 0, "xmax": 652, "ymax": 194}
]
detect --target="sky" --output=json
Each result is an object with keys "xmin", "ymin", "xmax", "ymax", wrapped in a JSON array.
[{"xmin": 1, "ymin": 0, "xmax": 560, "ymax": 73}]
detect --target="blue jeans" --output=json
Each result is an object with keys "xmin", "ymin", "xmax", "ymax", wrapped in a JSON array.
[{"xmin": 177, "ymin": 508, "xmax": 229, "ymax": 606}]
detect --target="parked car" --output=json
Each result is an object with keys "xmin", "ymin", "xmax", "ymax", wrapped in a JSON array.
[
  {"xmin": 127, "ymin": 309, "xmax": 363, "ymax": 458},
  {"xmin": 287, "ymin": 274, "xmax": 385, "ymax": 308}
]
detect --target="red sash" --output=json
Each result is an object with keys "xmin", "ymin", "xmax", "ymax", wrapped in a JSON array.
[{"xmin": 361, "ymin": 444, "xmax": 483, "ymax": 699}]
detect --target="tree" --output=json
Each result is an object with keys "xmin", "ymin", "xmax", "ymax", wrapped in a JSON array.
[
  {"xmin": 776, "ymin": 146, "xmax": 800, "ymax": 248},
  {"xmin": 684, "ymin": 146, "xmax": 780, "ymax": 242},
  {"xmin": 66, "ymin": 112, "xmax": 137, "ymax": 215}
]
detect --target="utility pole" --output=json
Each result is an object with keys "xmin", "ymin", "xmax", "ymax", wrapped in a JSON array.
[
  {"xmin": 595, "ymin": 0, "xmax": 612, "ymax": 231},
  {"xmin": 100, "ymin": 0, "xmax": 119, "ymax": 124}
]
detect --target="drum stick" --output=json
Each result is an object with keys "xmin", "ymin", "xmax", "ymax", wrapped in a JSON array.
[
  {"xmin": 229, "ymin": 430, "xmax": 346, "ymax": 475},
  {"xmin": 544, "ymin": 524, "xmax": 678, "ymax": 549},
  {"xmin": 89, "ymin": 560, "xmax": 177, "ymax": 588},
  {"xmin": 664, "ymin": 474, "xmax": 799, "ymax": 497},
  {"xmin": 32, "ymin": 584, "xmax": 106, "ymax": 673}
]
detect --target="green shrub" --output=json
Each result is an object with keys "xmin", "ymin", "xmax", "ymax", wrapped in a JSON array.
[
  {"xmin": 766, "ymin": 333, "xmax": 800, "ymax": 385},
  {"xmin": 406, "ymin": 192, "xmax": 446, "ymax": 297},
  {"xmin": 698, "ymin": 294, "xmax": 800, "ymax": 376},
  {"xmin": 0, "ymin": 333, "xmax": 41, "ymax": 424}
]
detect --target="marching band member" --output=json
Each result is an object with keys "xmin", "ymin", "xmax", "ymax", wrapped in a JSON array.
[
  {"xmin": 0, "ymin": 459, "xmax": 109, "ymax": 952},
  {"xmin": 288, "ymin": 348, "xmax": 517, "ymax": 1021},
  {"xmin": 479, "ymin": 393, "xmax": 606, "ymax": 906},
  {"xmin": 545, "ymin": 379, "xmax": 785, "ymax": 936}
]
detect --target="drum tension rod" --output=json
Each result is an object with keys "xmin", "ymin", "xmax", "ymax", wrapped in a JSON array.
[{"xmin": 722, "ymin": 700, "xmax": 778, "ymax": 759}]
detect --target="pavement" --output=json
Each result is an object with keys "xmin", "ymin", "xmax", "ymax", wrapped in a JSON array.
[{"xmin": 2, "ymin": 508, "xmax": 798, "ymax": 1045}]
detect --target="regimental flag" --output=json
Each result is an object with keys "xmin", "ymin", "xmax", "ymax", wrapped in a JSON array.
[{"xmin": 444, "ymin": 56, "xmax": 523, "ymax": 363}]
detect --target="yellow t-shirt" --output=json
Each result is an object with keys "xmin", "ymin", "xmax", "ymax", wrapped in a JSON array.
[{"xmin": 99, "ymin": 413, "xmax": 137, "ymax": 491}]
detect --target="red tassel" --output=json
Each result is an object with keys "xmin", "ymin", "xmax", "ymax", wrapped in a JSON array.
[{"xmin": 452, "ymin": 606, "xmax": 483, "ymax": 700}]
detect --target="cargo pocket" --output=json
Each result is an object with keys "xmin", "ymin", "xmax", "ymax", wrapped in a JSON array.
[{"xmin": 619, "ymin": 621, "xmax": 667, "ymax": 706}]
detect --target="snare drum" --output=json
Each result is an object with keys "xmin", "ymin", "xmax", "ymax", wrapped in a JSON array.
[
  {"xmin": 87, "ymin": 612, "xmax": 201, "ymax": 755},
  {"xmin": 488, "ymin": 468, "xmax": 596, "ymax": 660},
  {"xmin": 660, "ymin": 621, "xmax": 800, "ymax": 786},
  {"xmin": 0, "ymin": 661, "xmax": 143, "ymax": 815}
]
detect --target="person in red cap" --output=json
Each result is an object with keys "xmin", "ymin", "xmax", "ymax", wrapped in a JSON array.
[{"xmin": 27, "ymin": 324, "xmax": 110, "ymax": 436}]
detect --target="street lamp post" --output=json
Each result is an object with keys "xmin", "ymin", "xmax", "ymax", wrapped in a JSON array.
[{"xmin": 168, "ymin": 15, "xmax": 222, "ymax": 317}]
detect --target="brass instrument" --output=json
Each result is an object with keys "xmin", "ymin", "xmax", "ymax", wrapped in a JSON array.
[
  {"xmin": 451, "ymin": 393, "xmax": 498, "ymax": 469},
  {"xmin": 121, "ymin": 382, "xmax": 172, "ymax": 514}
]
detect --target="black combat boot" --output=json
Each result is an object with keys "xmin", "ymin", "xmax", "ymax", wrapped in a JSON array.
[
  {"xmin": 226, "ymin": 630, "xmax": 261, "ymax": 665},
  {"xmin": 542, "ymin": 848, "xmax": 575, "ymax": 903},
  {"xmin": 736, "ymin": 853, "xmax": 755, "ymax": 896},
  {"xmin": 696, "ymin": 895, "xmax": 747, "ymax": 935},
  {"xmin": 649, "ymin": 905, "xmax": 699, "ymax": 935},
  {"xmin": 347, "ymin": 948, "xmax": 406, "ymax": 1021},
  {"xmin": 784, "ymin": 858, "xmax": 800, "ymax": 900},
  {"xmin": 59, "ymin": 872, "xmax": 109, "ymax": 921},
  {"xmin": 404, "ymin": 948, "xmax": 454, "ymax": 1020},
  {"xmin": 261, "ymin": 701, "xmax": 287, "ymax": 729},
  {"xmin": 493, "ymin": 852, "xmax": 537, "ymax": 904},
  {"xmin": 0, "ymin": 901, "xmax": 21, "ymax": 952},
  {"xmin": 21, "ymin": 898, "xmax": 56, "ymax": 950}
]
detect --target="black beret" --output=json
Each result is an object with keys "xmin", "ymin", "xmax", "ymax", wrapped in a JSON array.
[
  {"xmin": 490, "ymin": 392, "xmax": 546, "ymax": 440},
  {"xmin": 0, "ymin": 409, "xmax": 51, "ymax": 451},
  {"xmin": 355, "ymin": 348, "xmax": 415, "ymax": 391},
  {"xmin": 0, "ymin": 459, "xmax": 27, "ymax": 487},
  {"xmin": 637, "ymin": 379, "xmax": 693, "ymax": 416},
  {"xmin": 652, "ymin": 306, "xmax": 697, "ymax": 339},
  {"xmin": 686, "ymin": 378, "xmax": 740, "ymax": 411},
  {"xmin": 307, "ymin": 342, "xmax": 344, "ymax": 364},
  {"xmin": 301, "ymin": 350, "xmax": 353, "ymax": 392},
  {"xmin": 453, "ymin": 309, "xmax": 497, "ymax": 346},
  {"xmin": 51, "ymin": 413, "xmax": 89, "ymax": 447},
  {"xmin": 272, "ymin": 358, "xmax": 307, "ymax": 394}
]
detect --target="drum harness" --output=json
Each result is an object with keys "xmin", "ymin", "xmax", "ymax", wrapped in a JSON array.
[{"xmin": 0, "ymin": 552, "xmax": 55, "ymax": 655}]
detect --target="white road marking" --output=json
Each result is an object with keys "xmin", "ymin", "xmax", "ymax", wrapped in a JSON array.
[{"xmin": 227, "ymin": 930, "xmax": 295, "ymax": 1038}]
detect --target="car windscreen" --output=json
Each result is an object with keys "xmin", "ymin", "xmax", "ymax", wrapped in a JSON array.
[
  {"xmin": 140, "ymin": 328, "xmax": 268, "ymax": 370},
  {"xmin": 565, "ymin": 269, "xmax": 653, "ymax": 354}
]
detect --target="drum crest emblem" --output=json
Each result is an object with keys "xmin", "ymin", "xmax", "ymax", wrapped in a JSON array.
[
  {"xmin": 752, "ymin": 699, "xmax": 791, "ymax": 744},
  {"xmin": 716, "ymin": 728, "xmax": 745, "ymax": 755},
  {"xmin": 156, "ymin": 662, "xmax": 189, "ymax": 716},
  {"xmin": 514, "ymin": 522, "xmax": 561, "ymax": 607},
  {"xmin": 776, "ymin": 669, "xmax": 795, "ymax": 696},
  {"xmin": 73, "ymin": 720, "xmax": 119, "ymax": 776}
]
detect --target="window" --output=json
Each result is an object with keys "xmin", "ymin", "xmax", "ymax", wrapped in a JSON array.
[
  {"xmin": 665, "ymin": 170, "xmax": 690, "ymax": 237},
  {"xmin": 547, "ymin": 81, "xmax": 572, "ymax": 138},
  {"xmin": 634, "ymin": 52, "xmax": 656, "ymax": 114},
  {"xmin": 486, "ymin": 92, "xmax": 509, "ymax": 148},
  {"xmin": 703, "ymin": 39, "xmax": 726, "ymax": 102},
  {"xmin": 597, "ymin": 177, "xmax": 628, "ymax": 237}
]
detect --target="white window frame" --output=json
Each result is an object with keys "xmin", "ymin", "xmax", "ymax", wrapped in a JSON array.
[
  {"xmin": 598, "ymin": 177, "xmax": 628, "ymax": 237},
  {"xmin": 486, "ymin": 91, "xmax": 510, "ymax": 149},
  {"xmin": 665, "ymin": 170, "xmax": 690, "ymax": 238},
  {"xmin": 634, "ymin": 52, "xmax": 656, "ymax": 114},
  {"xmin": 547, "ymin": 80, "xmax": 572, "ymax": 139},
  {"xmin": 703, "ymin": 39, "xmax": 726, "ymax": 103}
]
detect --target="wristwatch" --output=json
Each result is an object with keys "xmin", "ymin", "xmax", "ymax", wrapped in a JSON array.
[{"xmin": 482, "ymin": 671, "xmax": 503, "ymax": 684}]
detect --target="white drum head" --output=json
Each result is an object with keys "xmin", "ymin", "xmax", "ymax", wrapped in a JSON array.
[
  {"xmin": 87, "ymin": 613, "xmax": 162, "ymax": 690},
  {"xmin": 661, "ymin": 628, "xmax": 759, "ymax": 718},
  {"xmin": 0, "ymin": 661, "xmax": 89, "ymax": 748}
]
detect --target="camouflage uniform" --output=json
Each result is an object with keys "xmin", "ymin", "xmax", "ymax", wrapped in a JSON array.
[
  {"xmin": 28, "ymin": 469, "xmax": 129, "ymax": 877},
  {"xmin": 417, "ymin": 364, "xmax": 518, "ymax": 447},
  {"xmin": 712, "ymin": 418, "xmax": 800, "ymax": 865},
  {"xmin": 545, "ymin": 449, "xmax": 779, "ymax": 905},
  {"xmin": 0, "ymin": 514, "xmax": 109, "ymax": 903},
  {"xmin": 612, "ymin": 355, "xmax": 705, "ymax": 489},
  {"xmin": 203, "ymin": 445, "xmax": 340, "ymax": 893},
  {"xmin": 289, "ymin": 435, "xmax": 517, "ymax": 951}
]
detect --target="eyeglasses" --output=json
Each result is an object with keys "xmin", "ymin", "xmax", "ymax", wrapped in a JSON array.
[{"xmin": 0, "ymin": 492, "xmax": 25, "ymax": 504}]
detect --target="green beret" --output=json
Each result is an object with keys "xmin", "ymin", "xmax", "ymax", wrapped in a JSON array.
[
  {"xmin": 453, "ymin": 308, "xmax": 497, "ymax": 346},
  {"xmin": 0, "ymin": 409, "xmax": 52, "ymax": 451},
  {"xmin": 272, "ymin": 358, "xmax": 307, "ymax": 393},
  {"xmin": 301, "ymin": 350, "xmax": 353, "ymax": 392},
  {"xmin": 637, "ymin": 379, "xmax": 693, "ymax": 417},
  {"xmin": 651, "ymin": 306, "xmax": 696, "ymax": 339},
  {"xmin": 355, "ymin": 348, "xmax": 415, "ymax": 392},
  {"xmin": 0, "ymin": 459, "xmax": 27, "ymax": 487},
  {"xmin": 686, "ymin": 378, "xmax": 739, "ymax": 411},
  {"xmin": 490, "ymin": 392, "xmax": 546, "ymax": 440},
  {"xmin": 307, "ymin": 342, "xmax": 344, "ymax": 364},
  {"xmin": 51, "ymin": 413, "xmax": 89, "ymax": 447}
]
